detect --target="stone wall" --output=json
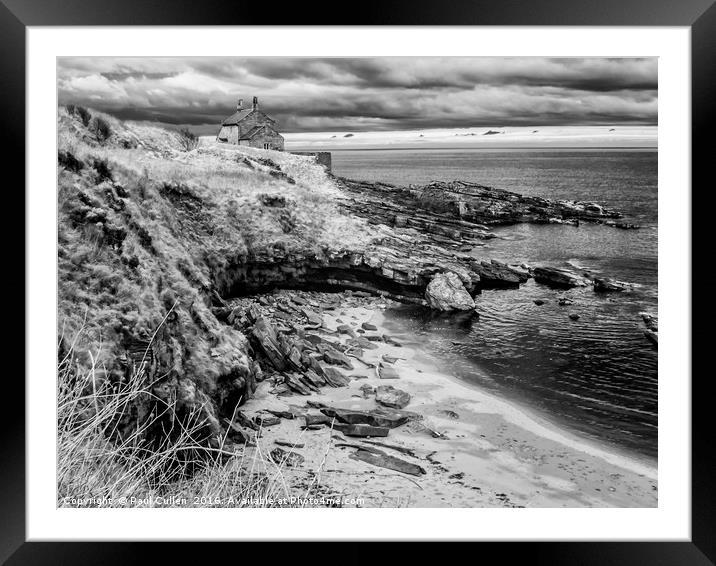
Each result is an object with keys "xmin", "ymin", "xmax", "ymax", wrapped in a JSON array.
[
  {"xmin": 240, "ymin": 129, "xmax": 285, "ymax": 151},
  {"xmin": 217, "ymin": 125, "xmax": 239, "ymax": 144}
]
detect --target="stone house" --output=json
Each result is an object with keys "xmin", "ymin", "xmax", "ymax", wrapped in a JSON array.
[{"xmin": 217, "ymin": 96, "xmax": 285, "ymax": 150}]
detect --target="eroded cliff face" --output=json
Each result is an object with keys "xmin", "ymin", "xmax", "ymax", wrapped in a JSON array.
[{"xmin": 57, "ymin": 108, "xmax": 628, "ymax": 453}]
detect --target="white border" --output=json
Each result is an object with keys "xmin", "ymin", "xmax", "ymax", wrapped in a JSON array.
[{"xmin": 27, "ymin": 26, "xmax": 691, "ymax": 541}]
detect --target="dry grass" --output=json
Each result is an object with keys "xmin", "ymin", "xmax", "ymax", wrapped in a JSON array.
[
  {"xmin": 56, "ymin": 107, "xmax": 368, "ymax": 507},
  {"xmin": 57, "ymin": 322, "xmax": 332, "ymax": 508}
]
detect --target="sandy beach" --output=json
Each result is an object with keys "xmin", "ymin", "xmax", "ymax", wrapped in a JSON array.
[{"xmin": 238, "ymin": 299, "xmax": 658, "ymax": 508}]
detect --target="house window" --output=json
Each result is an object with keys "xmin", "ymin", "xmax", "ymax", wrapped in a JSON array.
[{"xmin": 263, "ymin": 143, "xmax": 270, "ymax": 149}]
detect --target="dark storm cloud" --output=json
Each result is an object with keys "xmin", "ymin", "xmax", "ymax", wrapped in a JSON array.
[{"xmin": 57, "ymin": 57, "xmax": 657, "ymax": 132}]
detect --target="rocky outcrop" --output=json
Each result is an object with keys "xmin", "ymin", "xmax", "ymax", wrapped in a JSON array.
[
  {"xmin": 336, "ymin": 177, "xmax": 624, "ymax": 234},
  {"xmin": 532, "ymin": 266, "xmax": 589, "ymax": 289},
  {"xmin": 425, "ymin": 272, "xmax": 476, "ymax": 311},
  {"xmin": 471, "ymin": 260, "xmax": 530, "ymax": 288},
  {"xmin": 593, "ymin": 277, "xmax": 631, "ymax": 292},
  {"xmin": 640, "ymin": 312, "xmax": 658, "ymax": 347}
]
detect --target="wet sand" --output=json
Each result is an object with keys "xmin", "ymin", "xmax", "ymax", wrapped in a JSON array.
[{"xmin": 240, "ymin": 303, "xmax": 658, "ymax": 508}]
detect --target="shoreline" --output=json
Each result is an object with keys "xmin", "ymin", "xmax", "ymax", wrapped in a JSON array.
[
  {"xmin": 239, "ymin": 296, "xmax": 657, "ymax": 508},
  {"xmin": 377, "ymin": 308, "xmax": 658, "ymax": 480}
]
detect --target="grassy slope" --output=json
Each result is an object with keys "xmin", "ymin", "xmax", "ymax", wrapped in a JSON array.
[{"xmin": 58, "ymin": 107, "xmax": 375, "ymax": 435}]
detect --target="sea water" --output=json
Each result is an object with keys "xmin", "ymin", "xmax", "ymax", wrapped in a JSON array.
[{"xmin": 332, "ymin": 148, "xmax": 658, "ymax": 460}]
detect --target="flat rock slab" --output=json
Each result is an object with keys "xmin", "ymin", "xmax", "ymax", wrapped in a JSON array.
[
  {"xmin": 251, "ymin": 318, "xmax": 286, "ymax": 371},
  {"xmin": 361, "ymin": 322, "xmax": 378, "ymax": 331},
  {"xmin": 378, "ymin": 363, "xmax": 400, "ymax": 379},
  {"xmin": 320, "ymin": 407, "xmax": 408, "ymax": 429},
  {"xmin": 275, "ymin": 440, "xmax": 305, "ymax": 449},
  {"xmin": 304, "ymin": 413, "xmax": 333, "ymax": 426},
  {"xmin": 323, "ymin": 347, "xmax": 354, "ymax": 369},
  {"xmin": 334, "ymin": 423, "xmax": 390, "ymax": 437},
  {"xmin": 375, "ymin": 385, "xmax": 411, "ymax": 409},
  {"xmin": 350, "ymin": 448, "xmax": 426, "ymax": 476},
  {"xmin": 321, "ymin": 366, "xmax": 351, "ymax": 387}
]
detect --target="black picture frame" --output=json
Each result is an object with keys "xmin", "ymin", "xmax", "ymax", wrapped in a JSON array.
[{"xmin": 4, "ymin": 0, "xmax": 710, "ymax": 563}]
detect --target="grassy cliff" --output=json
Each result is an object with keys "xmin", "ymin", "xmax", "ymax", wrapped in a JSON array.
[{"xmin": 57, "ymin": 107, "xmax": 377, "ymax": 501}]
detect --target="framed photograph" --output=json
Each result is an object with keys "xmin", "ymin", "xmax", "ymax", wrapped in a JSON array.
[{"xmin": 6, "ymin": 0, "xmax": 710, "ymax": 562}]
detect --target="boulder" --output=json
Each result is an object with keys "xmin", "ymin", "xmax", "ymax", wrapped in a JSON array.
[
  {"xmin": 425, "ymin": 272, "xmax": 476, "ymax": 311},
  {"xmin": 361, "ymin": 322, "xmax": 378, "ymax": 331},
  {"xmin": 533, "ymin": 267, "xmax": 588, "ymax": 289},
  {"xmin": 375, "ymin": 385, "xmax": 411, "ymax": 409}
]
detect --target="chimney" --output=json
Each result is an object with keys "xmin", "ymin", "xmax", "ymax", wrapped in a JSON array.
[
  {"xmin": 237, "ymin": 98, "xmax": 243, "ymax": 110},
  {"xmin": 253, "ymin": 96, "xmax": 258, "ymax": 110}
]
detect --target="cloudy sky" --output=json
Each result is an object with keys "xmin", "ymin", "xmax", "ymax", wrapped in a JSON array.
[{"xmin": 57, "ymin": 57, "xmax": 657, "ymax": 136}]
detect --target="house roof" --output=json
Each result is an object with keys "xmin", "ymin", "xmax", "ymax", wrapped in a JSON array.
[{"xmin": 221, "ymin": 108, "xmax": 254, "ymax": 125}]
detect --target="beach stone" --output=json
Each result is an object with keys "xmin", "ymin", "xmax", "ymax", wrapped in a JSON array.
[
  {"xmin": 269, "ymin": 447, "xmax": 305, "ymax": 467},
  {"xmin": 323, "ymin": 347, "xmax": 354, "ymax": 369},
  {"xmin": 425, "ymin": 272, "xmax": 476, "ymax": 311},
  {"xmin": 302, "ymin": 369, "xmax": 327, "ymax": 388},
  {"xmin": 375, "ymin": 385, "xmax": 411, "ymax": 409},
  {"xmin": 301, "ymin": 308, "xmax": 323, "ymax": 326},
  {"xmin": 283, "ymin": 374, "xmax": 312, "ymax": 395},
  {"xmin": 304, "ymin": 413, "xmax": 332, "ymax": 427},
  {"xmin": 321, "ymin": 366, "xmax": 351, "ymax": 387},
  {"xmin": 251, "ymin": 318, "xmax": 286, "ymax": 371},
  {"xmin": 378, "ymin": 363, "xmax": 400, "ymax": 380},
  {"xmin": 266, "ymin": 409, "xmax": 301, "ymax": 420},
  {"xmin": 359, "ymin": 384, "xmax": 375, "ymax": 398},
  {"xmin": 337, "ymin": 323, "xmax": 357, "ymax": 338},
  {"xmin": 568, "ymin": 313, "xmax": 581, "ymax": 320},
  {"xmin": 253, "ymin": 414, "xmax": 281, "ymax": 427},
  {"xmin": 320, "ymin": 407, "xmax": 409, "ymax": 429},
  {"xmin": 361, "ymin": 322, "xmax": 378, "ymax": 331},
  {"xmin": 334, "ymin": 423, "xmax": 390, "ymax": 437},
  {"xmin": 348, "ymin": 336, "xmax": 379, "ymax": 350},
  {"xmin": 350, "ymin": 448, "xmax": 425, "ymax": 475},
  {"xmin": 533, "ymin": 299, "xmax": 545, "ymax": 306}
]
